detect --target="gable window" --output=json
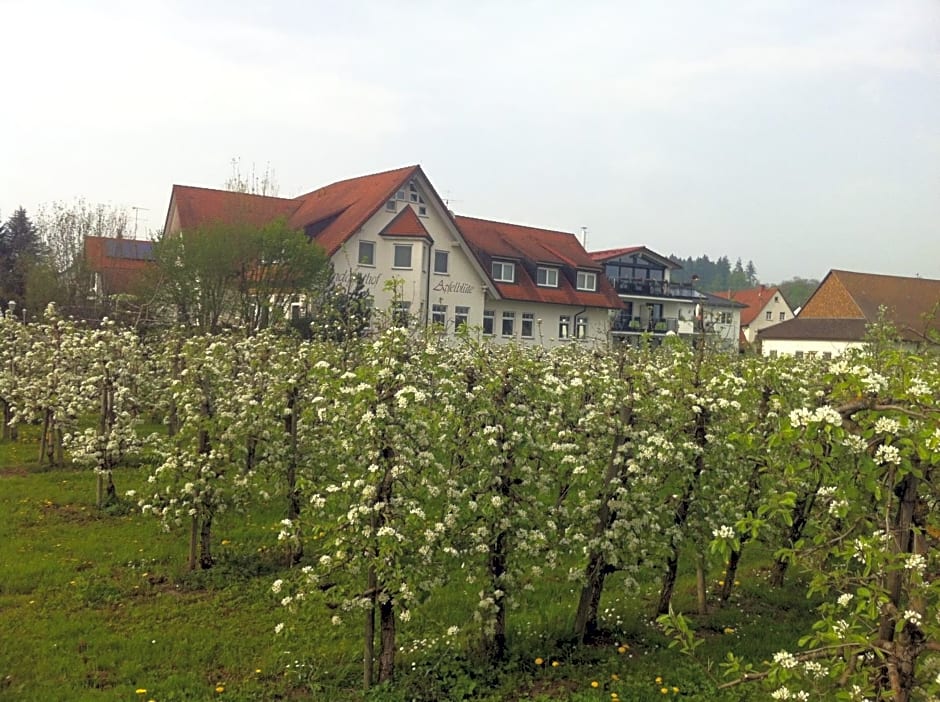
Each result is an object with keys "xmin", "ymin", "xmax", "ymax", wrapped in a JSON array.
[
  {"xmin": 432, "ymin": 304, "xmax": 446, "ymax": 327},
  {"xmin": 358, "ymin": 241, "xmax": 375, "ymax": 266},
  {"xmin": 386, "ymin": 199, "xmax": 397, "ymax": 212},
  {"xmin": 434, "ymin": 250, "xmax": 449, "ymax": 274},
  {"xmin": 455, "ymin": 306, "xmax": 470, "ymax": 330},
  {"xmin": 521, "ymin": 312, "xmax": 535, "ymax": 338},
  {"xmin": 779, "ymin": 311, "xmax": 786, "ymax": 321},
  {"xmin": 393, "ymin": 244, "xmax": 413, "ymax": 269},
  {"xmin": 576, "ymin": 271, "xmax": 597, "ymax": 291},
  {"xmin": 765, "ymin": 311, "xmax": 773, "ymax": 321},
  {"xmin": 536, "ymin": 266, "xmax": 559, "ymax": 287},
  {"xmin": 418, "ymin": 205, "xmax": 428, "ymax": 217},
  {"xmin": 492, "ymin": 261, "xmax": 515, "ymax": 283},
  {"xmin": 483, "ymin": 310, "xmax": 494, "ymax": 336},
  {"xmin": 558, "ymin": 315, "xmax": 570, "ymax": 339},
  {"xmin": 501, "ymin": 311, "xmax": 515, "ymax": 337}
]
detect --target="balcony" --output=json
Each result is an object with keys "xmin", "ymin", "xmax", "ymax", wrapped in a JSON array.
[
  {"xmin": 610, "ymin": 277, "xmax": 701, "ymax": 299},
  {"xmin": 611, "ymin": 313, "xmax": 680, "ymax": 334}
]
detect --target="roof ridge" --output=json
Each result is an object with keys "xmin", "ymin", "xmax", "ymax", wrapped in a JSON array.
[{"xmin": 172, "ymin": 184, "xmax": 296, "ymax": 203}]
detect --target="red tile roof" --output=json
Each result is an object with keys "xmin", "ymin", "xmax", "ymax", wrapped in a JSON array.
[
  {"xmin": 714, "ymin": 285, "xmax": 788, "ymax": 326},
  {"xmin": 380, "ymin": 205, "xmax": 432, "ymax": 241},
  {"xmin": 455, "ymin": 216, "xmax": 622, "ymax": 309},
  {"xmin": 590, "ymin": 247, "xmax": 681, "ymax": 269},
  {"xmin": 169, "ymin": 186, "xmax": 300, "ymax": 231}
]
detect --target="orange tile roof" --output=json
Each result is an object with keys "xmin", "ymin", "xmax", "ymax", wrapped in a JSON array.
[
  {"xmin": 714, "ymin": 286, "xmax": 787, "ymax": 326},
  {"xmin": 455, "ymin": 216, "xmax": 622, "ymax": 309},
  {"xmin": 800, "ymin": 270, "xmax": 940, "ymax": 342},
  {"xmin": 380, "ymin": 205, "xmax": 432, "ymax": 241},
  {"xmin": 84, "ymin": 236, "xmax": 155, "ymax": 295},
  {"xmin": 170, "ymin": 186, "xmax": 300, "ymax": 231}
]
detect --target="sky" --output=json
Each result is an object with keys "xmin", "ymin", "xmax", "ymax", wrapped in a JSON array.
[{"xmin": 2, "ymin": 0, "xmax": 938, "ymax": 284}]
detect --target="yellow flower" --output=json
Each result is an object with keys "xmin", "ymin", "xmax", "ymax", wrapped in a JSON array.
[
  {"xmin": 255, "ymin": 669, "xmax": 262, "ymax": 674},
  {"xmin": 215, "ymin": 685, "xmax": 225, "ymax": 693},
  {"xmin": 723, "ymin": 627, "xmax": 735, "ymax": 634},
  {"xmin": 735, "ymin": 580, "xmax": 741, "ymax": 586},
  {"xmin": 551, "ymin": 661, "xmax": 560, "ymax": 667},
  {"xmin": 221, "ymin": 539, "xmax": 230, "ymax": 545},
  {"xmin": 591, "ymin": 681, "xmax": 600, "ymax": 688},
  {"xmin": 718, "ymin": 580, "xmax": 725, "ymax": 586},
  {"xmin": 661, "ymin": 688, "xmax": 669, "ymax": 695},
  {"xmin": 611, "ymin": 673, "xmax": 619, "ymax": 681},
  {"xmin": 617, "ymin": 645, "xmax": 628, "ymax": 654},
  {"xmin": 535, "ymin": 657, "xmax": 544, "ymax": 665},
  {"xmin": 135, "ymin": 690, "xmax": 147, "ymax": 695},
  {"xmin": 655, "ymin": 676, "xmax": 663, "ymax": 684},
  {"xmin": 672, "ymin": 687, "xmax": 680, "ymax": 694}
]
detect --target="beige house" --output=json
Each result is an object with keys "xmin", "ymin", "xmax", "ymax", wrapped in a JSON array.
[{"xmin": 715, "ymin": 285, "xmax": 795, "ymax": 349}]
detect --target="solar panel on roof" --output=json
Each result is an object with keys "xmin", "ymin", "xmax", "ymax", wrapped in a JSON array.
[{"xmin": 104, "ymin": 239, "xmax": 155, "ymax": 261}]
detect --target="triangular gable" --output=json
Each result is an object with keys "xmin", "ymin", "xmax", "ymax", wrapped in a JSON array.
[
  {"xmin": 380, "ymin": 206, "xmax": 433, "ymax": 241},
  {"xmin": 800, "ymin": 271, "xmax": 865, "ymax": 320},
  {"xmin": 715, "ymin": 286, "xmax": 788, "ymax": 326},
  {"xmin": 590, "ymin": 246, "xmax": 680, "ymax": 270}
]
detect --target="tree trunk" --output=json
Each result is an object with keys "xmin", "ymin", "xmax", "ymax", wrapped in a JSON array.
[
  {"xmin": 574, "ymin": 554, "xmax": 612, "ymax": 643},
  {"xmin": 1, "ymin": 399, "xmax": 11, "ymax": 442},
  {"xmin": 199, "ymin": 513, "xmax": 214, "ymax": 569},
  {"xmin": 769, "ymin": 487, "xmax": 818, "ymax": 587},
  {"xmin": 286, "ymin": 390, "xmax": 302, "ymax": 565},
  {"xmin": 658, "ymin": 553, "xmax": 680, "ymax": 615},
  {"xmin": 719, "ymin": 548, "xmax": 741, "ymax": 603},
  {"xmin": 378, "ymin": 597, "xmax": 396, "ymax": 683},
  {"xmin": 363, "ymin": 566, "xmax": 377, "ymax": 690},
  {"xmin": 38, "ymin": 410, "xmax": 50, "ymax": 465}
]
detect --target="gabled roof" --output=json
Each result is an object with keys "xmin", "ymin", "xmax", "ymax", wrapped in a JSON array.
[
  {"xmin": 168, "ymin": 186, "xmax": 300, "ymax": 233},
  {"xmin": 715, "ymin": 285, "xmax": 788, "ymax": 325},
  {"xmin": 380, "ymin": 205, "xmax": 432, "ymax": 241},
  {"xmin": 288, "ymin": 165, "xmax": 420, "ymax": 255},
  {"xmin": 590, "ymin": 246, "xmax": 682, "ymax": 269},
  {"xmin": 455, "ymin": 216, "xmax": 622, "ymax": 309},
  {"xmin": 800, "ymin": 270, "xmax": 940, "ymax": 343}
]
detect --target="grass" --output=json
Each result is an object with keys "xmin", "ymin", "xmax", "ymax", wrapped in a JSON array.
[{"xmin": 0, "ymin": 441, "xmax": 817, "ymax": 701}]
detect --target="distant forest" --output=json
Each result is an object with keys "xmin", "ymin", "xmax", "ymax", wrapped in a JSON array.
[{"xmin": 669, "ymin": 254, "xmax": 819, "ymax": 309}]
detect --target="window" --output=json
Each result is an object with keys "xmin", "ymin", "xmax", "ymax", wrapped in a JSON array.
[
  {"xmin": 823, "ymin": 352, "xmax": 832, "ymax": 360},
  {"xmin": 432, "ymin": 304, "xmax": 446, "ymax": 327},
  {"xmin": 769, "ymin": 350, "xmax": 778, "ymax": 358},
  {"xmin": 536, "ymin": 267, "xmax": 559, "ymax": 287},
  {"xmin": 779, "ymin": 311, "xmax": 786, "ymax": 321},
  {"xmin": 386, "ymin": 199, "xmax": 396, "ymax": 212},
  {"xmin": 794, "ymin": 351, "xmax": 804, "ymax": 359},
  {"xmin": 501, "ymin": 311, "xmax": 515, "ymax": 337},
  {"xmin": 558, "ymin": 315, "xmax": 570, "ymax": 339},
  {"xmin": 483, "ymin": 310, "xmax": 494, "ymax": 336},
  {"xmin": 358, "ymin": 241, "xmax": 375, "ymax": 266},
  {"xmin": 575, "ymin": 316, "xmax": 588, "ymax": 339},
  {"xmin": 765, "ymin": 311, "xmax": 773, "ymax": 321},
  {"xmin": 418, "ymin": 205, "xmax": 428, "ymax": 216},
  {"xmin": 434, "ymin": 250, "xmax": 449, "ymax": 274},
  {"xmin": 392, "ymin": 301, "xmax": 411, "ymax": 327},
  {"xmin": 396, "ymin": 189, "xmax": 406, "ymax": 200},
  {"xmin": 491, "ymin": 260, "xmax": 515, "ymax": 283},
  {"xmin": 521, "ymin": 312, "xmax": 535, "ymax": 338},
  {"xmin": 455, "ymin": 306, "xmax": 470, "ymax": 330},
  {"xmin": 393, "ymin": 244, "xmax": 412, "ymax": 269},
  {"xmin": 576, "ymin": 271, "xmax": 597, "ymax": 291}
]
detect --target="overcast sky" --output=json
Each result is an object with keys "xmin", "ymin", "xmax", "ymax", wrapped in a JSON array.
[{"xmin": 2, "ymin": 0, "xmax": 938, "ymax": 283}]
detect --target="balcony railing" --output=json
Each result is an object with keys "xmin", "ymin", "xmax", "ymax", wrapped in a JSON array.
[
  {"xmin": 610, "ymin": 278, "xmax": 701, "ymax": 299},
  {"xmin": 611, "ymin": 313, "xmax": 680, "ymax": 334}
]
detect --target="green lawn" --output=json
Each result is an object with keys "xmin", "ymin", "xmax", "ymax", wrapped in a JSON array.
[{"xmin": 0, "ymin": 448, "xmax": 815, "ymax": 701}]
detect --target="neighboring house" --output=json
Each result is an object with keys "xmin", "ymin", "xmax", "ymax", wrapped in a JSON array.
[
  {"xmin": 84, "ymin": 236, "xmax": 155, "ymax": 299},
  {"xmin": 163, "ymin": 165, "xmax": 622, "ymax": 347},
  {"xmin": 715, "ymin": 285, "xmax": 794, "ymax": 349},
  {"xmin": 758, "ymin": 269, "xmax": 940, "ymax": 358},
  {"xmin": 590, "ymin": 246, "xmax": 744, "ymax": 351}
]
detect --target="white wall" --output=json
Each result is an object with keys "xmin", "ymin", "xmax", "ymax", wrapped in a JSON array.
[
  {"xmin": 761, "ymin": 338, "xmax": 864, "ymax": 358},
  {"xmin": 481, "ymin": 300, "xmax": 610, "ymax": 349}
]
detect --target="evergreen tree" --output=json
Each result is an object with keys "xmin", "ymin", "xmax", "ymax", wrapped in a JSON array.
[{"xmin": 0, "ymin": 208, "xmax": 43, "ymax": 309}]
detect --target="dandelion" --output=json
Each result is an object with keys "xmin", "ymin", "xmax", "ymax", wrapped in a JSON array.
[
  {"xmin": 617, "ymin": 645, "xmax": 628, "ymax": 654},
  {"xmin": 655, "ymin": 676, "xmax": 663, "ymax": 683},
  {"xmin": 215, "ymin": 685, "xmax": 225, "ymax": 693},
  {"xmin": 534, "ymin": 657, "xmax": 544, "ymax": 665},
  {"xmin": 672, "ymin": 687, "xmax": 679, "ymax": 694},
  {"xmin": 723, "ymin": 627, "xmax": 735, "ymax": 634},
  {"xmin": 591, "ymin": 680, "xmax": 600, "ymax": 688},
  {"xmin": 136, "ymin": 690, "xmax": 147, "ymax": 695},
  {"xmin": 552, "ymin": 661, "xmax": 560, "ymax": 667},
  {"xmin": 661, "ymin": 688, "xmax": 669, "ymax": 695}
]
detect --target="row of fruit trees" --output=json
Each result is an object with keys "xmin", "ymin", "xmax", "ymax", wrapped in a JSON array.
[{"xmin": 1, "ymin": 306, "xmax": 938, "ymax": 700}]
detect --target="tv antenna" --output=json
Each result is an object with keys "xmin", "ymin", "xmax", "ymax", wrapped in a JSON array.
[{"xmin": 131, "ymin": 207, "xmax": 149, "ymax": 238}]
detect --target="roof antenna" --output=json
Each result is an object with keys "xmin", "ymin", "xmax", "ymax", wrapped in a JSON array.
[
  {"xmin": 580, "ymin": 226, "xmax": 588, "ymax": 249},
  {"xmin": 132, "ymin": 207, "xmax": 149, "ymax": 239}
]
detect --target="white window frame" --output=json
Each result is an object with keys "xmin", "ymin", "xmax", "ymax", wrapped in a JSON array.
[
  {"xmin": 576, "ymin": 270, "xmax": 597, "ymax": 291},
  {"xmin": 501, "ymin": 311, "xmax": 515, "ymax": 337},
  {"xmin": 575, "ymin": 316, "xmax": 588, "ymax": 339},
  {"xmin": 434, "ymin": 250, "xmax": 449, "ymax": 274},
  {"xmin": 431, "ymin": 304, "xmax": 446, "ymax": 327},
  {"xmin": 455, "ymin": 306, "xmax": 470, "ymax": 330},
  {"xmin": 766, "ymin": 311, "xmax": 773, "ymax": 321},
  {"xmin": 393, "ymin": 244, "xmax": 413, "ymax": 269},
  {"xmin": 559, "ymin": 315, "xmax": 570, "ymax": 339},
  {"xmin": 521, "ymin": 312, "xmax": 535, "ymax": 338},
  {"xmin": 483, "ymin": 310, "xmax": 495, "ymax": 336},
  {"xmin": 358, "ymin": 240, "xmax": 375, "ymax": 267},
  {"xmin": 536, "ymin": 266, "xmax": 559, "ymax": 287},
  {"xmin": 491, "ymin": 260, "xmax": 515, "ymax": 283}
]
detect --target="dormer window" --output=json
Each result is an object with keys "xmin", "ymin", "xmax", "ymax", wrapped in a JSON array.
[
  {"xmin": 492, "ymin": 260, "xmax": 515, "ymax": 283},
  {"xmin": 576, "ymin": 271, "xmax": 597, "ymax": 291},
  {"xmin": 537, "ymin": 266, "xmax": 559, "ymax": 287}
]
